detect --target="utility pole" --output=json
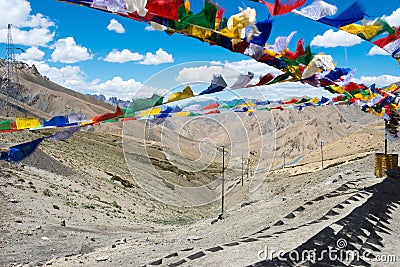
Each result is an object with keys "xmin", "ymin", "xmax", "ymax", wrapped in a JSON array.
[
  {"xmin": 385, "ymin": 138, "xmax": 388, "ymax": 155},
  {"xmin": 385, "ymin": 121, "xmax": 388, "ymax": 155},
  {"xmin": 241, "ymin": 155, "xmax": 244, "ymax": 186},
  {"xmin": 246, "ymin": 158, "xmax": 250, "ymax": 179},
  {"xmin": 282, "ymin": 152, "xmax": 286, "ymax": 169},
  {"xmin": 320, "ymin": 141, "xmax": 324, "ymax": 169},
  {"xmin": 221, "ymin": 146, "xmax": 225, "ymax": 215},
  {"xmin": 147, "ymin": 119, "xmax": 152, "ymax": 141}
]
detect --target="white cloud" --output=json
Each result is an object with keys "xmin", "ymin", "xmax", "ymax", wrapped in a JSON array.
[
  {"xmin": 382, "ymin": 7, "xmax": 400, "ymax": 27},
  {"xmin": 354, "ymin": 75, "xmax": 400, "ymax": 87},
  {"xmin": 31, "ymin": 61, "xmax": 87, "ymax": 87},
  {"xmin": 0, "ymin": 0, "xmax": 55, "ymax": 47},
  {"xmin": 88, "ymin": 76, "xmax": 168, "ymax": 100},
  {"xmin": 139, "ymin": 48, "xmax": 174, "ymax": 65},
  {"xmin": 51, "ymin": 37, "xmax": 93, "ymax": 63},
  {"xmin": 15, "ymin": 47, "xmax": 45, "ymax": 61},
  {"xmin": 0, "ymin": 0, "xmax": 32, "ymax": 27},
  {"xmin": 220, "ymin": 59, "xmax": 283, "ymax": 78},
  {"xmin": 103, "ymin": 48, "xmax": 174, "ymax": 65},
  {"xmin": 311, "ymin": 29, "xmax": 363, "ymax": 48},
  {"xmin": 104, "ymin": 49, "xmax": 144, "ymax": 63},
  {"xmin": 107, "ymin": 19, "xmax": 125, "ymax": 34},
  {"xmin": 24, "ymin": 13, "xmax": 55, "ymax": 28},
  {"xmin": 176, "ymin": 65, "xmax": 225, "ymax": 84},
  {"xmin": 175, "ymin": 59, "xmax": 282, "ymax": 85},
  {"xmin": 367, "ymin": 46, "xmax": 391, "ymax": 56},
  {"xmin": 0, "ymin": 26, "xmax": 55, "ymax": 47},
  {"xmin": 29, "ymin": 61, "xmax": 166, "ymax": 100}
]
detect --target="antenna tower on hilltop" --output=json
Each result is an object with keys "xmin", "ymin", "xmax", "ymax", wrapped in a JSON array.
[{"xmin": 0, "ymin": 24, "xmax": 22, "ymax": 117}]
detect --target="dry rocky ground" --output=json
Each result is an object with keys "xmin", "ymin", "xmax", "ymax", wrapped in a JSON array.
[{"xmin": 0, "ymin": 113, "xmax": 399, "ymax": 267}]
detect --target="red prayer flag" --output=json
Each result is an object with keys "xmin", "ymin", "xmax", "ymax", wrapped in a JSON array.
[
  {"xmin": 319, "ymin": 79, "xmax": 335, "ymax": 87},
  {"xmin": 121, "ymin": 117, "xmax": 137, "ymax": 122},
  {"xmin": 232, "ymin": 41, "xmax": 250, "ymax": 54},
  {"xmin": 271, "ymin": 106, "xmax": 284, "ymax": 111},
  {"xmin": 344, "ymin": 82, "xmax": 367, "ymax": 92},
  {"xmin": 283, "ymin": 98, "xmax": 299, "ymax": 105},
  {"xmin": 125, "ymin": 0, "xmax": 184, "ymax": 21},
  {"xmin": 261, "ymin": 0, "xmax": 306, "ymax": 16},
  {"xmin": 146, "ymin": 0, "xmax": 184, "ymax": 21},
  {"xmin": 373, "ymin": 27, "xmax": 400, "ymax": 48},
  {"xmin": 333, "ymin": 95, "xmax": 344, "ymax": 102},
  {"xmin": 247, "ymin": 73, "xmax": 275, "ymax": 87},
  {"xmin": 203, "ymin": 102, "xmax": 220, "ymax": 110},
  {"xmin": 92, "ymin": 106, "xmax": 123, "ymax": 123},
  {"xmin": 284, "ymin": 38, "xmax": 305, "ymax": 60},
  {"xmin": 205, "ymin": 109, "xmax": 221, "ymax": 115},
  {"xmin": 349, "ymin": 97, "xmax": 359, "ymax": 104}
]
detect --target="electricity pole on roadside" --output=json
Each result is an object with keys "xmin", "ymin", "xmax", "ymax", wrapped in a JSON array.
[
  {"xmin": 221, "ymin": 146, "xmax": 225, "ymax": 215},
  {"xmin": 282, "ymin": 152, "xmax": 286, "ymax": 169},
  {"xmin": 385, "ymin": 121, "xmax": 388, "ymax": 155},
  {"xmin": 320, "ymin": 141, "xmax": 324, "ymax": 169},
  {"xmin": 246, "ymin": 158, "xmax": 250, "ymax": 179},
  {"xmin": 241, "ymin": 155, "xmax": 244, "ymax": 186}
]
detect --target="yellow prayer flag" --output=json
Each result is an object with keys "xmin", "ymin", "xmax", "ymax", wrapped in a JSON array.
[
  {"xmin": 329, "ymin": 85, "xmax": 345, "ymax": 94},
  {"xmin": 286, "ymin": 65, "xmax": 302, "ymax": 80},
  {"xmin": 16, "ymin": 117, "xmax": 41, "ymax": 130},
  {"xmin": 188, "ymin": 25, "xmax": 212, "ymax": 39},
  {"xmin": 372, "ymin": 108, "xmax": 385, "ymax": 117},
  {"xmin": 238, "ymin": 100, "xmax": 256, "ymax": 108},
  {"xmin": 168, "ymin": 86, "xmax": 194, "ymax": 103},
  {"xmin": 80, "ymin": 121, "xmax": 94, "ymax": 126},
  {"xmin": 139, "ymin": 107, "xmax": 162, "ymax": 117},
  {"xmin": 219, "ymin": 8, "xmax": 256, "ymax": 40},
  {"xmin": 354, "ymin": 92, "xmax": 374, "ymax": 101},
  {"xmin": 383, "ymin": 84, "xmax": 398, "ymax": 92},
  {"xmin": 173, "ymin": 111, "xmax": 191, "ymax": 117},
  {"xmin": 340, "ymin": 24, "xmax": 381, "ymax": 40},
  {"xmin": 184, "ymin": 0, "xmax": 190, "ymax": 13}
]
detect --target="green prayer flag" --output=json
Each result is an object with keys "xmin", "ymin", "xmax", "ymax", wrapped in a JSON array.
[
  {"xmin": 131, "ymin": 94, "xmax": 164, "ymax": 112},
  {"xmin": 296, "ymin": 46, "xmax": 313, "ymax": 65},
  {"xmin": 294, "ymin": 98, "xmax": 311, "ymax": 104},
  {"xmin": 0, "ymin": 120, "xmax": 12, "ymax": 131},
  {"xmin": 175, "ymin": 0, "xmax": 217, "ymax": 31},
  {"xmin": 102, "ymin": 118, "xmax": 120, "ymax": 123},
  {"xmin": 268, "ymin": 72, "xmax": 291, "ymax": 84}
]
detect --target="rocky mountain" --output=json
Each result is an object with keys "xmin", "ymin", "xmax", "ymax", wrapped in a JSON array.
[
  {"xmin": 88, "ymin": 94, "xmax": 132, "ymax": 108},
  {"xmin": 0, "ymin": 59, "xmax": 115, "ymax": 119}
]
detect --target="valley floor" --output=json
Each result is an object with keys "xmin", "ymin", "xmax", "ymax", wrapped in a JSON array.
[{"xmin": 1, "ymin": 149, "xmax": 399, "ymax": 266}]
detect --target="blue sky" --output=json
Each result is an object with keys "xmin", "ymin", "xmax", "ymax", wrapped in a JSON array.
[{"xmin": 0, "ymin": 0, "xmax": 399, "ymax": 101}]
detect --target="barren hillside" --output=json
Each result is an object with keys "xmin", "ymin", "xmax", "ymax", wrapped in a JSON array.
[{"xmin": 0, "ymin": 59, "xmax": 115, "ymax": 119}]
